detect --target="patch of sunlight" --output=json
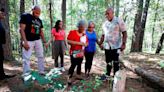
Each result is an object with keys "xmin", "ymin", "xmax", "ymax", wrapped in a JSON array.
[
  {"xmin": 147, "ymin": 58, "xmax": 160, "ymax": 62},
  {"xmin": 4, "ymin": 65, "xmax": 22, "ymax": 71},
  {"xmin": 0, "ymin": 85, "xmax": 11, "ymax": 92},
  {"xmin": 129, "ymin": 55, "xmax": 147, "ymax": 61},
  {"xmin": 137, "ymin": 55, "xmax": 147, "ymax": 60}
]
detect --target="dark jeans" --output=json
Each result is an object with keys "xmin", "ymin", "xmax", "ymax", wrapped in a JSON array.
[
  {"xmin": 55, "ymin": 53, "xmax": 64, "ymax": 67},
  {"xmin": 84, "ymin": 52, "xmax": 94, "ymax": 74},
  {"xmin": 0, "ymin": 44, "xmax": 5, "ymax": 77},
  {"xmin": 68, "ymin": 55, "xmax": 83, "ymax": 78},
  {"xmin": 105, "ymin": 49, "xmax": 119, "ymax": 76}
]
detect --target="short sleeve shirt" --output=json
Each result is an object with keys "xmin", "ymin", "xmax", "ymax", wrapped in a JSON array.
[
  {"xmin": 51, "ymin": 28, "xmax": 65, "ymax": 40},
  {"xmin": 67, "ymin": 30, "xmax": 88, "ymax": 54},
  {"xmin": 102, "ymin": 17, "xmax": 126, "ymax": 49},
  {"xmin": 19, "ymin": 13, "xmax": 43, "ymax": 41}
]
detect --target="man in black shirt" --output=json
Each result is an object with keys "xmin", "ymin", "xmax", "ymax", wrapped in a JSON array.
[
  {"xmin": 0, "ymin": 8, "xmax": 15, "ymax": 80},
  {"xmin": 19, "ymin": 6, "xmax": 47, "ymax": 75}
]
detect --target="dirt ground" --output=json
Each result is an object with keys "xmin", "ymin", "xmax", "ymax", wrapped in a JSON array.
[
  {"xmin": 123, "ymin": 53, "xmax": 164, "ymax": 79},
  {"xmin": 0, "ymin": 53, "xmax": 161, "ymax": 92}
]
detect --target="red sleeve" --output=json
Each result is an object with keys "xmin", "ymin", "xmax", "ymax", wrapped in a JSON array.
[
  {"xmin": 67, "ymin": 30, "xmax": 75, "ymax": 40},
  {"xmin": 51, "ymin": 28, "xmax": 56, "ymax": 35}
]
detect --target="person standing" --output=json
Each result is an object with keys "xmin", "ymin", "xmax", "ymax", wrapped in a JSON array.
[
  {"xmin": 47, "ymin": 20, "xmax": 67, "ymax": 71},
  {"xmin": 99, "ymin": 7, "xmax": 127, "ymax": 78},
  {"xmin": 19, "ymin": 6, "xmax": 47, "ymax": 75},
  {"xmin": 67, "ymin": 20, "xmax": 88, "ymax": 84},
  {"xmin": 0, "ymin": 8, "xmax": 15, "ymax": 80},
  {"xmin": 84, "ymin": 21, "xmax": 99, "ymax": 78}
]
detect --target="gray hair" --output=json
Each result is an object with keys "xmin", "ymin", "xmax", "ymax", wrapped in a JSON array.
[
  {"xmin": 106, "ymin": 7, "xmax": 114, "ymax": 13},
  {"xmin": 88, "ymin": 21, "xmax": 95, "ymax": 27},
  {"xmin": 32, "ymin": 5, "xmax": 41, "ymax": 11},
  {"xmin": 77, "ymin": 20, "xmax": 86, "ymax": 27}
]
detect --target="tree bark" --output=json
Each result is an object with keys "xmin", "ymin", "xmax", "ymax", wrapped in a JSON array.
[
  {"xmin": 20, "ymin": 0, "xmax": 25, "ymax": 15},
  {"xmin": 49, "ymin": 0, "xmax": 53, "ymax": 29},
  {"xmin": 121, "ymin": 58, "xmax": 164, "ymax": 91},
  {"xmin": 32, "ymin": 0, "xmax": 38, "ymax": 5},
  {"xmin": 0, "ymin": 0, "xmax": 13, "ymax": 60},
  {"xmin": 156, "ymin": 32, "xmax": 164, "ymax": 54},
  {"xmin": 49, "ymin": 0, "xmax": 54, "ymax": 59},
  {"xmin": 62, "ymin": 0, "xmax": 66, "ymax": 29},
  {"xmin": 131, "ymin": 0, "xmax": 143, "ymax": 52},
  {"xmin": 139, "ymin": 0, "xmax": 150, "ymax": 51},
  {"xmin": 131, "ymin": 0, "xmax": 150, "ymax": 52},
  {"xmin": 135, "ymin": 67, "xmax": 164, "ymax": 91}
]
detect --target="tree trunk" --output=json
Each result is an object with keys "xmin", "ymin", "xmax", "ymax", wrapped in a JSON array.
[
  {"xmin": 20, "ymin": 0, "xmax": 25, "ymax": 15},
  {"xmin": 139, "ymin": 0, "xmax": 150, "ymax": 51},
  {"xmin": 19, "ymin": 0, "xmax": 25, "ymax": 59},
  {"xmin": 121, "ymin": 57, "xmax": 164, "ymax": 91},
  {"xmin": 156, "ymin": 32, "xmax": 164, "ymax": 54},
  {"xmin": 32, "ymin": 0, "xmax": 38, "ymax": 5},
  {"xmin": 49, "ymin": 0, "xmax": 53, "ymax": 29},
  {"xmin": 131, "ymin": 0, "xmax": 143, "ymax": 52},
  {"xmin": 115, "ymin": 0, "xmax": 120, "ymax": 17},
  {"xmin": 61, "ymin": 0, "xmax": 66, "ymax": 29},
  {"xmin": 49, "ymin": 0, "xmax": 54, "ymax": 59},
  {"xmin": 131, "ymin": 0, "xmax": 150, "ymax": 52},
  {"xmin": 0, "ymin": 0, "xmax": 13, "ymax": 60},
  {"xmin": 152, "ymin": 0, "xmax": 160, "ymax": 49}
]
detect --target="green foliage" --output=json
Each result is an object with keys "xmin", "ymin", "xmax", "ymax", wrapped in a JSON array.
[
  {"xmin": 31, "ymin": 71, "xmax": 51, "ymax": 85},
  {"xmin": 10, "ymin": 0, "xmax": 164, "ymax": 58},
  {"xmin": 23, "ymin": 69, "xmax": 64, "ymax": 91},
  {"xmin": 46, "ymin": 88, "xmax": 54, "ymax": 92},
  {"xmin": 158, "ymin": 60, "xmax": 164, "ymax": 68}
]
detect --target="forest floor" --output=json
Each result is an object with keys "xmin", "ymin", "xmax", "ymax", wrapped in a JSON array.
[{"xmin": 0, "ymin": 53, "xmax": 163, "ymax": 92}]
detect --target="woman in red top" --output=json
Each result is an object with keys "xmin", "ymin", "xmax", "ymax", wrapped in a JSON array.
[
  {"xmin": 67, "ymin": 20, "xmax": 88, "ymax": 85},
  {"xmin": 47, "ymin": 20, "xmax": 67, "ymax": 71}
]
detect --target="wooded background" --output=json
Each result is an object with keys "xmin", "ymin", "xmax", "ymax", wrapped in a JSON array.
[{"xmin": 0, "ymin": 0, "xmax": 163, "ymax": 60}]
